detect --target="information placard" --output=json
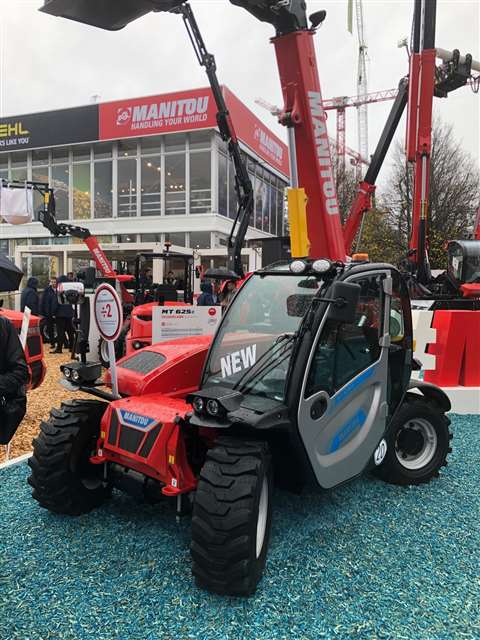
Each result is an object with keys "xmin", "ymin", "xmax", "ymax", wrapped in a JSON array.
[
  {"xmin": 93, "ymin": 284, "xmax": 123, "ymax": 342},
  {"xmin": 152, "ymin": 306, "xmax": 221, "ymax": 344}
]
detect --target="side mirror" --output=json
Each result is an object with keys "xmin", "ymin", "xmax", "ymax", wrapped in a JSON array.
[{"xmin": 326, "ymin": 281, "xmax": 360, "ymax": 325}]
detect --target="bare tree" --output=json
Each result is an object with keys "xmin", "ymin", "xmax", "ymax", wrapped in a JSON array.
[{"xmin": 381, "ymin": 118, "xmax": 480, "ymax": 269}]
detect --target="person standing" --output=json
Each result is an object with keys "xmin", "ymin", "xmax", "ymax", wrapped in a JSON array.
[
  {"xmin": 40, "ymin": 277, "xmax": 58, "ymax": 345},
  {"xmin": 20, "ymin": 277, "xmax": 40, "ymax": 316},
  {"xmin": 197, "ymin": 281, "xmax": 216, "ymax": 306},
  {"xmin": 52, "ymin": 275, "xmax": 74, "ymax": 354},
  {"xmin": 0, "ymin": 315, "xmax": 29, "ymax": 444}
]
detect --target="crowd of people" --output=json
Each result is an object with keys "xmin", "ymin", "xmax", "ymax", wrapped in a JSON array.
[
  {"xmin": 20, "ymin": 272, "xmax": 77, "ymax": 354},
  {"xmin": 197, "ymin": 279, "xmax": 237, "ymax": 310}
]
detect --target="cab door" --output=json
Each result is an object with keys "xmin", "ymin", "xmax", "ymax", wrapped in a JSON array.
[{"xmin": 298, "ymin": 270, "xmax": 392, "ymax": 489}]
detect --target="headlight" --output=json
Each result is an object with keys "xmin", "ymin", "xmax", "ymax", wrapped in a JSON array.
[
  {"xmin": 133, "ymin": 341, "xmax": 142, "ymax": 350},
  {"xmin": 63, "ymin": 367, "xmax": 71, "ymax": 379},
  {"xmin": 312, "ymin": 259, "xmax": 332, "ymax": 273},
  {"xmin": 71, "ymin": 370, "xmax": 80, "ymax": 382},
  {"xmin": 290, "ymin": 259, "xmax": 307, "ymax": 274},
  {"xmin": 192, "ymin": 397, "xmax": 204, "ymax": 414},
  {"xmin": 206, "ymin": 399, "xmax": 220, "ymax": 417}
]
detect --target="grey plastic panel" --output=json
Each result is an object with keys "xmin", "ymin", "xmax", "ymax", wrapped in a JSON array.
[{"xmin": 298, "ymin": 269, "xmax": 391, "ymax": 489}]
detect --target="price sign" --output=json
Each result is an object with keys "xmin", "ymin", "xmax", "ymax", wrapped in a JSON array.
[{"xmin": 94, "ymin": 283, "xmax": 123, "ymax": 342}]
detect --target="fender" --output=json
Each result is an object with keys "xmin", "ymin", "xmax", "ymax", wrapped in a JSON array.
[{"xmin": 407, "ymin": 379, "xmax": 451, "ymax": 413}]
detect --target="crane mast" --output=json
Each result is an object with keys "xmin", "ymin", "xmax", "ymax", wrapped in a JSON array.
[{"xmin": 355, "ymin": 0, "xmax": 369, "ymax": 162}]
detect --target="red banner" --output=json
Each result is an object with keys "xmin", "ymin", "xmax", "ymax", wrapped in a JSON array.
[
  {"xmin": 223, "ymin": 86, "xmax": 289, "ymax": 177},
  {"xmin": 99, "ymin": 87, "xmax": 217, "ymax": 140},
  {"xmin": 99, "ymin": 86, "xmax": 289, "ymax": 177}
]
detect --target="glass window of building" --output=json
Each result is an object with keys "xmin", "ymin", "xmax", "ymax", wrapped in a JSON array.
[
  {"xmin": 96, "ymin": 235, "xmax": 113, "ymax": 244},
  {"xmin": 141, "ymin": 233, "xmax": 162, "ymax": 243},
  {"xmin": 118, "ymin": 139, "xmax": 138, "ymax": 158},
  {"xmin": 190, "ymin": 231, "xmax": 210, "ymax": 249},
  {"xmin": 141, "ymin": 136, "xmax": 162, "ymax": 155},
  {"xmin": 117, "ymin": 234, "xmax": 137, "ymax": 243},
  {"xmin": 51, "ymin": 164, "xmax": 69, "ymax": 221},
  {"xmin": 165, "ymin": 154, "xmax": 186, "ymax": 215},
  {"xmin": 94, "ymin": 161, "xmax": 113, "ymax": 218},
  {"xmin": 189, "ymin": 131, "xmax": 211, "ymax": 150},
  {"xmin": 72, "ymin": 145, "xmax": 91, "ymax": 161},
  {"xmin": 32, "ymin": 149, "xmax": 49, "ymax": 165},
  {"xmin": 10, "ymin": 152, "xmax": 27, "ymax": 181},
  {"xmin": 73, "ymin": 163, "xmax": 91, "ymax": 220},
  {"xmin": 248, "ymin": 171, "xmax": 255, "ymax": 227},
  {"xmin": 218, "ymin": 152, "xmax": 228, "ymax": 217},
  {"xmin": 94, "ymin": 142, "xmax": 112, "ymax": 159},
  {"xmin": 141, "ymin": 157, "xmax": 161, "ymax": 216},
  {"xmin": 165, "ymin": 133, "xmax": 186, "ymax": 153},
  {"xmin": 118, "ymin": 158, "xmax": 137, "ymax": 217},
  {"xmin": 269, "ymin": 179, "xmax": 277, "ymax": 236},
  {"xmin": 190, "ymin": 151, "xmax": 211, "ymax": 214},
  {"xmin": 0, "ymin": 239, "xmax": 8, "ymax": 254},
  {"xmin": 165, "ymin": 232, "xmax": 186, "ymax": 247},
  {"xmin": 52, "ymin": 147, "xmax": 69, "ymax": 164},
  {"xmin": 0, "ymin": 156, "xmax": 7, "ymax": 180},
  {"xmin": 32, "ymin": 163, "xmax": 50, "ymax": 221}
]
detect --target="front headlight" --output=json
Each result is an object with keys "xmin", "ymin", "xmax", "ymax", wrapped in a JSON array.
[
  {"xmin": 312, "ymin": 259, "xmax": 332, "ymax": 274},
  {"xmin": 63, "ymin": 368, "xmax": 71, "ymax": 379},
  {"xmin": 192, "ymin": 397, "xmax": 204, "ymax": 414},
  {"xmin": 289, "ymin": 259, "xmax": 307, "ymax": 274},
  {"xmin": 71, "ymin": 370, "xmax": 80, "ymax": 382},
  {"xmin": 206, "ymin": 399, "xmax": 220, "ymax": 417}
]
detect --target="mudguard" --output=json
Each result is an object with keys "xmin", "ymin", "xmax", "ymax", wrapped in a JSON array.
[{"xmin": 407, "ymin": 379, "xmax": 451, "ymax": 413}]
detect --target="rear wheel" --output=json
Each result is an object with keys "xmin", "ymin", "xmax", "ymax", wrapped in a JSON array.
[
  {"xmin": 191, "ymin": 438, "xmax": 273, "ymax": 596},
  {"xmin": 28, "ymin": 400, "xmax": 109, "ymax": 515},
  {"xmin": 375, "ymin": 395, "xmax": 452, "ymax": 486}
]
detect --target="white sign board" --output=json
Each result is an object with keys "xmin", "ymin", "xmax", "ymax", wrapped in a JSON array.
[
  {"xmin": 93, "ymin": 283, "xmax": 123, "ymax": 342},
  {"xmin": 93, "ymin": 284, "xmax": 123, "ymax": 398},
  {"xmin": 152, "ymin": 305, "xmax": 221, "ymax": 344},
  {"xmin": 19, "ymin": 306, "xmax": 31, "ymax": 350}
]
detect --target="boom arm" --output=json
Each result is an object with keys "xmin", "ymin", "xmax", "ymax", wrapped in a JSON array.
[{"xmin": 174, "ymin": 3, "xmax": 254, "ymax": 278}]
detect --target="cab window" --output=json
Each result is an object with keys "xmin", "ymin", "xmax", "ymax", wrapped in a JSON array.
[{"xmin": 305, "ymin": 275, "xmax": 383, "ymax": 398}]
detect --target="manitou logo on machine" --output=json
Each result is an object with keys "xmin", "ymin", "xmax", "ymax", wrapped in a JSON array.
[
  {"xmin": 126, "ymin": 96, "xmax": 210, "ymax": 130},
  {"xmin": 92, "ymin": 247, "xmax": 113, "ymax": 276},
  {"xmin": 308, "ymin": 91, "xmax": 339, "ymax": 216},
  {"xmin": 116, "ymin": 107, "xmax": 132, "ymax": 126},
  {"xmin": 220, "ymin": 345, "xmax": 256, "ymax": 378}
]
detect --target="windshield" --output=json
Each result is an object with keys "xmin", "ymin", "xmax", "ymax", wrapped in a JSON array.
[{"xmin": 202, "ymin": 271, "xmax": 324, "ymax": 402}]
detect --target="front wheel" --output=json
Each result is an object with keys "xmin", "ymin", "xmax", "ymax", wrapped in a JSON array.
[
  {"xmin": 28, "ymin": 400, "xmax": 110, "ymax": 515},
  {"xmin": 375, "ymin": 395, "xmax": 452, "ymax": 486},
  {"xmin": 191, "ymin": 438, "xmax": 273, "ymax": 596}
]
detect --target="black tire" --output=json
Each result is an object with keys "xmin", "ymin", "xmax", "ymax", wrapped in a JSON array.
[
  {"xmin": 375, "ymin": 394, "xmax": 452, "ymax": 486},
  {"xmin": 191, "ymin": 438, "xmax": 273, "ymax": 596},
  {"xmin": 28, "ymin": 400, "xmax": 110, "ymax": 515},
  {"xmin": 98, "ymin": 334, "xmax": 125, "ymax": 368}
]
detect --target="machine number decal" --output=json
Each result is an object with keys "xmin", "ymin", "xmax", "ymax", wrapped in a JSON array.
[
  {"xmin": 329, "ymin": 409, "xmax": 366, "ymax": 453},
  {"xmin": 373, "ymin": 439, "xmax": 387, "ymax": 465},
  {"xmin": 220, "ymin": 345, "xmax": 256, "ymax": 378}
]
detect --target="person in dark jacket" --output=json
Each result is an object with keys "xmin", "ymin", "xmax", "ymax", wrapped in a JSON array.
[
  {"xmin": 197, "ymin": 281, "xmax": 217, "ymax": 306},
  {"xmin": 40, "ymin": 277, "xmax": 58, "ymax": 345},
  {"xmin": 52, "ymin": 275, "xmax": 74, "ymax": 354},
  {"xmin": 0, "ymin": 316, "xmax": 29, "ymax": 401},
  {"xmin": 20, "ymin": 277, "xmax": 40, "ymax": 316}
]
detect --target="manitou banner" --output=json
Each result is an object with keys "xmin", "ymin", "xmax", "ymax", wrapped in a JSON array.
[
  {"xmin": 223, "ymin": 87, "xmax": 289, "ymax": 177},
  {"xmin": 99, "ymin": 88, "xmax": 218, "ymax": 140}
]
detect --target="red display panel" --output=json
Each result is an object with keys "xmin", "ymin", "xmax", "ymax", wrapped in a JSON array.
[
  {"xmin": 99, "ymin": 87, "xmax": 218, "ymax": 140},
  {"xmin": 223, "ymin": 87, "xmax": 289, "ymax": 177}
]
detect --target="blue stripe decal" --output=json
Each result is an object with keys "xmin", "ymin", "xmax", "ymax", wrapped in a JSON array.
[
  {"xmin": 333, "ymin": 367, "xmax": 375, "ymax": 407},
  {"xmin": 329, "ymin": 409, "xmax": 367, "ymax": 453}
]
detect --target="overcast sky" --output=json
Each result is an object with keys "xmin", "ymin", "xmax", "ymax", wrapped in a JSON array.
[{"xmin": 1, "ymin": 0, "xmax": 479, "ymax": 189}]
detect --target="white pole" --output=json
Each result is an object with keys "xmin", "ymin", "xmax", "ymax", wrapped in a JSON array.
[{"xmin": 108, "ymin": 340, "xmax": 119, "ymax": 398}]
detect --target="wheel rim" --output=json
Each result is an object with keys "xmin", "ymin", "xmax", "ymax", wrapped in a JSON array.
[
  {"xmin": 256, "ymin": 476, "xmax": 269, "ymax": 559},
  {"xmin": 395, "ymin": 418, "xmax": 437, "ymax": 470}
]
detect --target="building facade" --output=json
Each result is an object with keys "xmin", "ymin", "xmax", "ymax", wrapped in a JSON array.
[{"xmin": 0, "ymin": 86, "xmax": 289, "ymax": 283}]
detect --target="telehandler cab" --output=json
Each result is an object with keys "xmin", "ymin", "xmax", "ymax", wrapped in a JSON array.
[{"xmin": 29, "ymin": 256, "xmax": 452, "ymax": 595}]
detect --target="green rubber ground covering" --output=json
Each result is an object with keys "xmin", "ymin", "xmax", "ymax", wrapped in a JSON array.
[{"xmin": 0, "ymin": 414, "xmax": 478, "ymax": 640}]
